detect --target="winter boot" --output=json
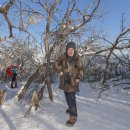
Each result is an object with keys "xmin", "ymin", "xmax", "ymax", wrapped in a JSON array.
[
  {"xmin": 66, "ymin": 116, "xmax": 77, "ymax": 127},
  {"xmin": 11, "ymin": 82, "xmax": 14, "ymax": 88}
]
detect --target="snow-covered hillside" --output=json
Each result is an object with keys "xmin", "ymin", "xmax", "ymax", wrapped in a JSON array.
[{"xmin": 0, "ymin": 82, "xmax": 130, "ymax": 130}]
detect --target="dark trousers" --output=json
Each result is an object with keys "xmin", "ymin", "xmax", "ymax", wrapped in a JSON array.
[
  {"xmin": 11, "ymin": 80, "xmax": 17, "ymax": 88},
  {"xmin": 64, "ymin": 92, "xmax": 77, "ymax": 117}
]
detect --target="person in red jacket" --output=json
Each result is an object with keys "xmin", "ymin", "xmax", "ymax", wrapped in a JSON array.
[{"xmin": 6, "ymin": 65, "xmax": 18, "ymax": 88}]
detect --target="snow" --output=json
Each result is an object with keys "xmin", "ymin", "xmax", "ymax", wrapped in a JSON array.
[{"xmin": 0, "ymin": 81, "xmax": 130, "ymax": 130}]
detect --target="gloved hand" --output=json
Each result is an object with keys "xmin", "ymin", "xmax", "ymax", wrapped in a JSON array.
[
  {"xmin": 75, "ymin": 79, "xmax": 80, "ymax": 83},
  {"xmin": 58, "ymin": 71, "xmax": 63, "ymax": 76}
]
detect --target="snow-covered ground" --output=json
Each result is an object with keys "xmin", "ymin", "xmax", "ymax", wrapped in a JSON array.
[{"xmin": 0, "ymin": 81, "xmax": 130, "ymax": 130}]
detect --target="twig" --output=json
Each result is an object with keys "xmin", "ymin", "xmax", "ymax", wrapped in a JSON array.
[
  {"xmin": 23, "ymin": 83, "xmax": 46, "ymax": 117},
  {"xmin": 97, "ymin": 86, "xmax": 109, "ymax": 99},
  {"xmin": 24, "ymin": 105, "xmax": 33, "ymax": 117}
]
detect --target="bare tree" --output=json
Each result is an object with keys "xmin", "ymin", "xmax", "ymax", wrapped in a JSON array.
[
  {"xmin": 16, "ymin": 0, "xmax": 101, "ymax": 102},
  {"xmin": 0, "ymin": 0, "xmax": 15, "ymax": 37}
]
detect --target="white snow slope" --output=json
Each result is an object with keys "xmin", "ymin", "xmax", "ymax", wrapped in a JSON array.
[{"xmin": 0, "ymin": 81, "xmax": 130, "ymax": 130}]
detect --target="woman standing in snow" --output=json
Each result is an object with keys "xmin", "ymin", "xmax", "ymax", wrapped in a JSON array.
[{"xmin": 53, "ymin": 42, "xmax": 83, "ymax": 126}]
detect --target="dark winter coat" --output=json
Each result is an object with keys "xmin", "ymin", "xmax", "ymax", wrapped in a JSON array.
[
  {"xmin": 12, "ymin": 73, "xmax": 17, "ymax": 81},
  {"xmin": 53, "ymin": 52, "xmax": 83, "ymax": 92}
]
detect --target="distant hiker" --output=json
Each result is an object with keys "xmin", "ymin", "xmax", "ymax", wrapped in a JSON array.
[
  {"xmin": 6, "ymin": 65, "xmax": 18, "ymax": 88},
  {"xmin": 53, "ymin": 42, "xmax": 83, "ymax": 126},
  {"xmin": 11, "ymin": 69, "xmax": 17, "ymax": 88}
]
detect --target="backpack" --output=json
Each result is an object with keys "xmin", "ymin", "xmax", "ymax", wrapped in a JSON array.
[{"xmin": 6, "ymin": 66, "xmax": 18, "ymax": 77}]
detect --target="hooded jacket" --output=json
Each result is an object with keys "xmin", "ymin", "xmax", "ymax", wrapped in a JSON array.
[{"xmin": 53, "ymin": 52, "xmax": 83, "ymax": 92}]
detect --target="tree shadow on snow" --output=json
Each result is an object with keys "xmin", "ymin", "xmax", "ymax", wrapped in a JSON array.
[{"xmin": 0, "ymin": 108, "xmax": 17, "ymax": 130}]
